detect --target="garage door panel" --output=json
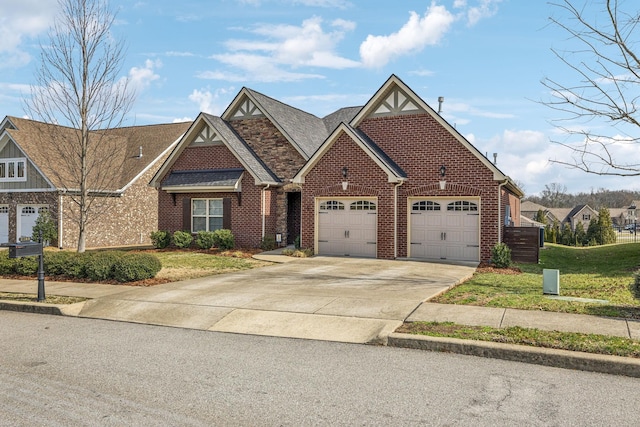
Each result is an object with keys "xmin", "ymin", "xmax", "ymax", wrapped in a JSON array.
[
  {"xmin": 410, "ymin": 199, "xmax": 479, "ymax": 262},
  {"xmin": 317, "ymin": 199, "xmax": 377, "ymax": 258}
]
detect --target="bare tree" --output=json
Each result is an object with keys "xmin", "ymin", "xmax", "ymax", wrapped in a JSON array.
[
  {"xmin": 25, "ymin": 0, "xmax": 135, "ymax": 252},
  {"xmin": 542, "ymin": 0, "xmax": 640, "ymax": 176}
]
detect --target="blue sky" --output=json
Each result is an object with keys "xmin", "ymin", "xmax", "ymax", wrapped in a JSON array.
[{"xmin": 1, "ymin": 0, "xmax": 638, "ymax": 197}]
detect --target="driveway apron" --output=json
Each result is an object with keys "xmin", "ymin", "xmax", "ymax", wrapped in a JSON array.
[{"xmin": 78, "ymin": 256, "xmax": 476, "ymax": 343}]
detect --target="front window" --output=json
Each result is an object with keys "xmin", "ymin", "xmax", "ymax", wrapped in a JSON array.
[
  {"xmin": 0, "ymin": 158, "xmax": 26, "ymax": 182},
  {"xmin": 192, "ymin": 199, "xmax": 223, "ymax": 232}
]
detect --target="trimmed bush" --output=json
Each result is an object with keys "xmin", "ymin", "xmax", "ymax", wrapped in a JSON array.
[
  {"xmin": 213, "ymin": 229, "xmax": 235, "ymax": 250},
  {"xmin": 260, "ymin": 235, "xmax": 276, "ymax": 251},
  {"xmin": 43, "ymin": 251, "xmax": 72, "ymax": 276},
  {"xmin": 85, "ymin": 251, "xmax": 125, "ymax": 281},
  {"xmin": 195, "ymin": 231, "xmax": 216, "ymax": 249},
  {"xmin": 491, "ymin": 242, "xmax": 512, "ymax": 268},
  {"xmin": 173, "ymin": 230, "xmax": 193, "ymax": 249},
  {"xmin": 0, "ymin": 251, "xmax": 15, "ymax": 275},
  {"xmin": 14, "ymin": 256, "xmax": 38, "ymax": 276},
  {"xmin": 150, "ymin": 230, "xmax": 171, "ymax": 249},
  {"xmin": 112, "ymin": 253, "xmax": 162, "ymax": 283}
]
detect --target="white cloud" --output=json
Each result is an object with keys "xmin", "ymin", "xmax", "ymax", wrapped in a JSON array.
[
  {"xmin": 205, "ymin": 16, "xmax": 358, "ymax": 83},
  {"xmin": 188, "ymin": 87, "xmax": 234, "ymax": 115},
  {"xmin": 128, "ymin": 59, "xmax": 161, "ymax": 92},
  {"xmin": 466, "ymin": 0, "xmax": 502, "ymax": 26},
  {"xmin": 359, "ymin": 3, "xmax": 455, "ymax": 68},
  {"xmin": 0, "ymin": 0, "xmax": 56, "ymax": 68}
]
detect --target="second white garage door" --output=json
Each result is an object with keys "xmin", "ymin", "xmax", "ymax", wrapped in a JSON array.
[
  {"xmin": 409, "ymin": 199, "xmax": 480, "ymax": 262},
  {"xmin": 317, "ymin": 199, "xmax": 377, "ymax": 257}
]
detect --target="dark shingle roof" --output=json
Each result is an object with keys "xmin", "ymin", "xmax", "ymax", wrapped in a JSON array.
[
  {"xmin": 162, "ymin": 168, "xmax": 243, "ymax": 188},
  {"xmin": 246, "ymin": 89, "xmax": 329, "ymax": 159},
  {"xmin": 202, "ymin": 114, "xmax": 280, "ymax": 184},
  {"xmin": 322, "ymin": 107, "xmax": 361, "ymax": 134}
]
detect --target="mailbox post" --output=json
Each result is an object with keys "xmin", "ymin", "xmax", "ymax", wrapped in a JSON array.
[{"xmin": 6, "ymin": 241, "xmax": 45, "ymax": 302}]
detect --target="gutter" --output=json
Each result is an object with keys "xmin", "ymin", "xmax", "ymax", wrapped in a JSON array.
[
  {"xmin": 261, "ymin": 184, "xmax": 271, "ymax": 239},
  {"xmin": 394, "ymin": 180, "xmax": 405, "ymax": 259}
]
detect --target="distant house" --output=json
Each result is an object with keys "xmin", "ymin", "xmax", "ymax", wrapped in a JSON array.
[
  {"xmin": 0, "ymin": 116, "xmax": 190, "ymax": 248},
  {"xmin": 521, "ymin": 201, "xmax": 598, "ymax": 230},
  {"xmin": 153, "ymin": 75, "xmax": 524, "ymax": 262}
]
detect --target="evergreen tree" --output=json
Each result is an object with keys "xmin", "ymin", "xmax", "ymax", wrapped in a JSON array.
[
  {"xmin": 574, "ymin": 221, "xmax": 586, "ymax": 246},
  {"xmin": 534, "ymin": 209, "xmax": 548, "ymax": 225},
  {"xmin": 560, "ymin": 224, "xmax": 574, "ymax": 246},
  {"xmin": 597, "ymin": 207, "xmax": 617, "ymax": 244}
]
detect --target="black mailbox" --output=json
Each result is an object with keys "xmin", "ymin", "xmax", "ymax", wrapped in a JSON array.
[{"xmin": 7, "ymin": 242, "xmax": 43, "ymax": 258}]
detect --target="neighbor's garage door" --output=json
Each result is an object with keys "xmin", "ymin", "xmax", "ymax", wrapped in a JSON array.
[
  {"xmin": 18, "ymin": 205, "xmax": 48, "ymax": 241},
  {"xmin": 317, "ymin": 199, "xmax": 377, "ymax": 257},
  {"xmin": 409, "ymin": 199, "xmax": 479, "ymax": 262},
  {"xmin": 0, "ymin": 206, "xmax": 8, "ymax": 243}
]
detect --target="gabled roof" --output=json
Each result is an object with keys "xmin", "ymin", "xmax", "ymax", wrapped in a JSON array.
[
  {"xmin": 150, "ymin": 113, "xmax": 280, "ymax": 188},
  {"xmin": 322, "ymin": 107, "xmax": 361, "ymax": 134},
  {"xmin": 294, "ymin": 123, "xmax": 407, "ymax": 184},
  {"xmin": 350, "ymin": 75, "xmax": 524, "ymax": 197},
  {"xmin": 222, "ymin": 88, "xmax": 329, "ymax": 159},
  {"xmin": 521, "ymin": 201, "xmax": 549, "ymax": 213},
  {"xmin": 1, "ymin": 116, "xmax": 190, "ymax": 192}
]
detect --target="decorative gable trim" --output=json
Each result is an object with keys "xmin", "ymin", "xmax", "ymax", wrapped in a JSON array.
[
  {"xmin": 190, "ymin": 124, "xmax": 223, "ymax": 146},
  {"xmin": 350, "ymin": 75, "xmax": 523, "ymax": 197},
  {"xmin": 228, "ymin": 97, "xmax": 265, "ymax": 120},
  {"xmin": 371, "ymin": 87, "xmax": 425, "ymax": 117}
]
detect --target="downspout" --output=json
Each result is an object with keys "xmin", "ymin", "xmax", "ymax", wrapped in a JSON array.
[
  {"xmin": 497, "ymin": 179, "xmax": 509, "ymax": 244},
  {"xmin": 58, "ymin": 191, "xmax": 64, "ymax": 249},
  {"xmin": 394, "ymin": 180, "xmax": 405, "ymax": 259},
  {"xmin": 262, "ymin": 184, "xmax": 271, "ymax": 239}
]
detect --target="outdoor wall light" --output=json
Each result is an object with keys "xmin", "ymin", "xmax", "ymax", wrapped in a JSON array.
[
  {"xmin": 439, "ymin": 165, "xmax": 446, "ymax": 177},
  {"xmin": 342, "ymin": 166, "xmax": 348, "ymax": 178}
]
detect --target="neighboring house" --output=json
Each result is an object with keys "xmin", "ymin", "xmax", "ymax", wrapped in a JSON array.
[
  {"xmin": 0, "ymin": 116, "xmax": 190, "ymax": 248},
  {"xmin": 522, "ymin": 200, "xmax": 599, "ymax": 231},
  {"xmin": 152, "ymin": 74, "xmax": 524, "ymax": 263}
]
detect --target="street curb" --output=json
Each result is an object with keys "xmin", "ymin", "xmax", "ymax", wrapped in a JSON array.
[
  {"xmin": 0, "ymin": 300, "xmax": 86, "ymax": 317},
  {"xmin": 388, "ymin": 333, "xmax": 640, "ymax": 378}
]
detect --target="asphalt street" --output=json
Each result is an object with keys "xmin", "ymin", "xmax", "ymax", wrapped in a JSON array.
[{"xmin": 1, "ymin": 312, "xmax": 639, "ymax": 426}]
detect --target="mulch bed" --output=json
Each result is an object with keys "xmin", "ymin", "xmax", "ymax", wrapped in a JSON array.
[{"xmin": 475, "ymin": 262, "xmax": 522, "ymax": 275}]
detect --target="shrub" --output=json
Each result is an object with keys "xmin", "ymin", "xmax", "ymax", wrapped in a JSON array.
[
  {"xmin": 44, "ymin": 251, "xmax": 73, "ymax": 276},
  {"xmin": 282, "ymin": 248, "xmax": 313, "ymax": 258},
  {"xmin": 85, "ymin": 251, "xmax": 125, "ymax": 281},
  {"xmin": 14, "ymin": 256, "xmax": 38, "ymax": 275},
  {"xmin": 65, "ymin": 252, "xmax": 90, "ymax": 278},
  {"xmin": 150, "ymin": 230, "xmax": 171, "ymax": 249},
  {"xmin": 0, "ymin": 250, "xmax": 15, "ymax": 275},
  {"xmin": 213, "ymin": 229, "xmax": 235, "ymax": 250},
  {"xmin": 260, "ymin": 235, "xmax": 276, "ymax": 251},
  {"xmin": 173, "ymin": 230, "xmax": 193, "ymax": 249},
  {"xmin": 294, "ymin": 235, "xmax": 301, "ymax": 250},
  {"xmin": 490, "ymin": 242, "xmax": 512, "ymax": 268},
  {"xmin": 112, "ymin": 253, "xmax": 162, "ymax": 282},
  {"xmin": 195, "ymin": 231, "xmax": 216, "ymax": 249}
]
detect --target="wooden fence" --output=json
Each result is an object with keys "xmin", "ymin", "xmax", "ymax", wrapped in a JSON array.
[{"xmin": 503, "ymin": 227, "xmax": 540, "ymax": 263}]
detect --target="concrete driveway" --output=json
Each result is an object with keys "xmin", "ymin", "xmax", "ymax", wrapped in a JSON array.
[{"xmin": 78, "ymin": 256, "xmax": 476, "ymax": 344}]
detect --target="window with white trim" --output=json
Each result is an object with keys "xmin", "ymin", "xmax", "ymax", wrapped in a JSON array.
[
  {"xmin": 350, "ymin": 201, "xmax": 376, "ymax": 211},
  {"xmin": 447, "ymin": 201, "xmax": 478, "ymax": 211},
  {"xmin": 319, "ymin": 201, "xmax": 344, "ymax": 210},
  {"xmin": 412, "ymin": 201, "xmax": 441, "ymax": 211},
  {"xmin": 0, "ymin": 158, "xmax": 26, "ymax": 182},
  {"xmin": 192, "ymin": 199, "xmax": 223, "ymax": 232}
]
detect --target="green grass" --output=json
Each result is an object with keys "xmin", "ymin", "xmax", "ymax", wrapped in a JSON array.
[
  {"xmin": 397, "ymin": 321, "xmax": 640, "ymax": 358},
  {"xmin": 433, "ymin": 243, "xmax": 640, "ymax": 319},
  {"xmin": 150, "ymin": 250, "xmax": 272, "ymax": 281},
  {"xmin": 0, "ymin": 292, "xmax": 86, "ymax": 305}
]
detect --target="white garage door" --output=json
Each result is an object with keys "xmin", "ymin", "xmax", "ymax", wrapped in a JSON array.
[
  {"xmin": 0, "ymin": 206, "xmax": 8, "ymax": 243},
  {"xmin": 317, "ymin": 199, "xmax": 377, "ymax": 257},
  {"xmin": 409, "ymin": 199, "xmax": 479, "ymax": 262},
  {"xmin": 18, "ymin": 205, "xmax": 48, "ymax": 241}
]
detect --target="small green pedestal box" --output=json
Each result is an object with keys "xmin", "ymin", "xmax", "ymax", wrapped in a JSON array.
[{"xmin": 543, "ymin": 269, "xmax": 560, "ymax": 295}]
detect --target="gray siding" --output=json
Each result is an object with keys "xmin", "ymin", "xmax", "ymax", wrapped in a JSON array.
[{"xmin": 0, "ymin": 139, "xmax": 52, "ymax": 190}]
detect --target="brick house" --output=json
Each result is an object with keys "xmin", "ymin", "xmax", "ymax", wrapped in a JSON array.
[
  {"xmin": 151, "ymin": 88, "xmax": 359, "ymax": 248},
  {"xmin": 293, "ymin": 75, "xmax": 523, "ymax": 262},
  {"xmin": 0, "ymin": 116, "xmax": 190, "ymax": 248},
  {"xmin": 153, "ymin": 75, "xmax": 522, "ymax": 263}
]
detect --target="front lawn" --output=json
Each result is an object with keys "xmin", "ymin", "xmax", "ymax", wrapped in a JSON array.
[{"xmin": 432, "ymin": 243, "xmax": 640, "ymax": 319}]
